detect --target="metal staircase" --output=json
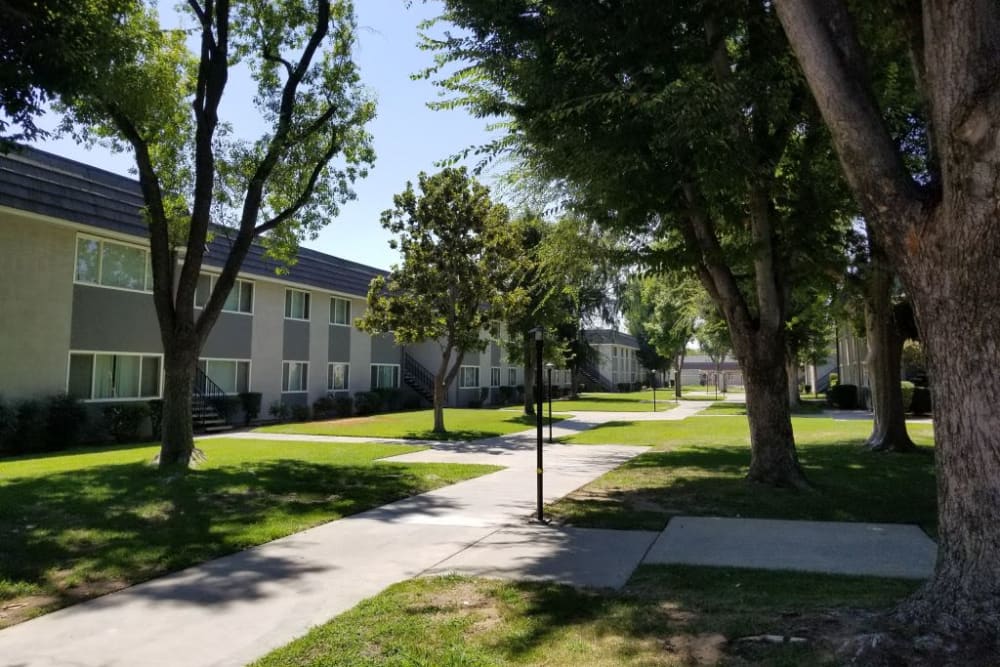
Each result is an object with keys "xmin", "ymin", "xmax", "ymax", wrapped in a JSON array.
[
  {"xmin": 193, "ymin": 367, "xmax": 234, "ymax": 433},
  {"xmin": 401, "ymin": 351, "xmax": 435, "ymax": 403},
  {"xmin": 580, "ymin": 361, "xmax": 614, "ymax": 392}
]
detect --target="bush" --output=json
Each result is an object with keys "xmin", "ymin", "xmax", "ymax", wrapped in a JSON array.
[
  {"xmin": 0, "ymin": 395, "xmax": 16, "ymax": 455},
  {"xmin": 313, "ymin": 396, "xmax": 337, "ymax": 419},
  {"xmin": 401, "ymin": 394, "xmax": 422, "ymax": 411},
  {"xmin": 900, "ymin": 381, "xmax": 915, "ymax": 412},
  {"xmin": 910, "ymin": 386, "xmax": 933, "ymax": 415},
  {"xmin": 208, "ymin": 395, "xmax": 242, "ymax": 423},
  {"xmin": 290, "ymin": 404, "xmax": 311, "ymax": 422},
  {"xmin": 148, "ymin": 399, "xmax": 164, "ymax": 437},
  {"xmin": 828, "ymin": 372, "xmax": 839, "ymax": 387},
  {"xmin": 45, "ymin": 394, "xmax": 86, "ymax": 451},
  {"xmin": 826, "ymin": 384, "xmax": 859, "ymax": 410},
  {"xmin": 239, "ymin": 392, "xmax": 263, "ymax": 426},
  {"xmin": 372, "ymin": 388, "xmax": 402, "ymax": 412},
  {"xmin": 354, "ymin": 391, "xmax": 381, "ymax": 416},
  {"xmin": 268, "ymin": 400, "xmax": 291, "ymax": 422},
  {"xmin": 14, "ymin": 399, "xmax": 46, "ymax": 453},
  {"xmin": 498, "ymin": 386, "xmax": 515, "ymax": 405},
  {"xmin": 103, "ymin": 403, "xmax": 150, "ymax": 443},
  {"xmin": 617, "ymin": 382, "xmax": 630, "ymax": 393},
  {"xmin": 466, "ymin": 399, "xmax": 482, "ymax": 409},
  {"xmin": 333, "ymin": 393, "xmax": 354, "ymax": 417}
]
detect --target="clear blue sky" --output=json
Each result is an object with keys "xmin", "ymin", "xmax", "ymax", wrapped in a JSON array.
[{"xmin": 32, "ymin": 1, "xmax": 497, "ymax": 271}]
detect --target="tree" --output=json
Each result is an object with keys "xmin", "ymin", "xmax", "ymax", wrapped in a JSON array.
[
  {"xmin": 694, "ymin": 301, "xmax": 732, "ymax": 398},
  {"xmin": 357, "ymin": 168, "xmax": 516, "ymax": 433},
  {"xmin": 55, "ymin": 1, "xmax": 375, "ymax": 466},
  {"xmin": 775, "ymin": 0, "xmax": 1000, "ymax": 653},
  {"xmin": 431, "ymin": 0, "xmax": 856, "ymax": 488}
]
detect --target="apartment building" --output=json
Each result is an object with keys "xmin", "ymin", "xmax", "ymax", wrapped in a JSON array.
[{"xmin": 0, "ymin": 146, "xmax": 522, "ymax": 417}]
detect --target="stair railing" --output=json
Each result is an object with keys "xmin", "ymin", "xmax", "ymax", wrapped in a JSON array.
[{"xmin": 402, "ymin": 351, "xmax": 435, "ymax": 399}]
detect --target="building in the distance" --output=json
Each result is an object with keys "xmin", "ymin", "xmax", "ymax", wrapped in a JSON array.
[
  {"xmin": 0, "ymin": 146, "xmax": 524, "ymax": 431},
  {"xmin": 580, "ymin": 329, "xmax": 647, "ymax": 391}
]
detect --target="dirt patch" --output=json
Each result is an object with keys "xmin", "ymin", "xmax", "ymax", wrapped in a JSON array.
[
  {"xmin": 415, "ymin": 581, "xmax": 503, "ymax": 635},
  {"xmin": 661, "ymin": 633, "xmax": 727, "ymax": 665},
  {"xmin": 0, "ymin": 594, "xmax": 60, "ymax": 628},
  {"xmin": 315, "ymin": 416, "xmax": 377, "ymax": 426}
]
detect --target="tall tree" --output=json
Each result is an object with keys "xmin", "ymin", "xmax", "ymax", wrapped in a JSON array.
[
  {"xmin": 430, "ymin": 0, "xmax": 855, "ymax": 488},
  {"xmin": 775, "ymin": 0, "xmax": 1000, "ymax": 653},
  {"xmin": 56, "ymin": 1, "xmax": 375, "ymax": 466},
  {"xmin": 357, "ymin": 168, "xmax": 516, "ymax": 433}
]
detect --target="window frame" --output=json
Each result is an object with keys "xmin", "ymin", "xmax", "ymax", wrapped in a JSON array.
[
  {"xmin": 284, "ymin": 288, "xmax": 311, "ymax": 321},
  {"xmin": 194, "ymin": 274, "xmax": 255, "ymax": 315},
  {"xmin": 327, "ymin": 362, "xmax": 350, "ymax": 391},
  {"xmin": 490, "ymin": 367, "xmax": 501, "ymax": 387},
  {"xmin": 281, "ymin": 360, "xmax": 310, "ymax": 393},
  {"xmin": 74, "ymin": 234, "xmax": 153, "ymax": 294},
  {"xmin": 459, "ymin": 365, "xmax": 480, "ymax": 389},
  {"xmin": 330, "ymin": 296, "xmax": 352, "ymax": 326},
  {"xmin": 370, "ymin": 363, "xmax": 400, "ymax": 389},
  {"xmin": 199, "ymin": 358, "xmax": 252, "ymax": 395},
  {"xmin": 507, "ymin": 368, "xmax": 517, "ymax": 386},
  {"xmin": 66, "ymin": 350, "xmax": 163, "ymax": 402}
]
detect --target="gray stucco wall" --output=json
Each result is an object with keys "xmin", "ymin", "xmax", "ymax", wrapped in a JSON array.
[
  {"xmin": 348, "ymin": 297, "xmax": 371, "ymax": 393},
  {"xmin": 250, "ymin": 281, "xmax": 285, "ymax": 410},
  {"xmin": 308, "ymin": 291, "xmax": 328, "ymax": 400},
  {"xmin": 282, "ymin": 319, "xmax": 310, "ymax": 360},
  {"xmin": 0, "ymin": 213, "xmax": 76, "ymax": 398},
  {"xmin": 490, "ymin": 342, "xmax": 501, "ymax": 365},
  {"xmin": 328, "ymin": 325, "xmax": 351, "ymax": 361},
  {"xmin": 201, "ymin": 312, "xmax": 253, "ymax": 359},
  {"xmin": 70, "ymin": 284, "xmax": 160, "ymax": 353},
  {"xmin": 370, "ymin": 333, "xmax": 399, "ymax": 364}
]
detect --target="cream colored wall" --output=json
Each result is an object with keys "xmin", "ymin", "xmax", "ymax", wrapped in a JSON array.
[
  {"xmin": 0, "ymin": 213, "xmax": 75, "ymax": 399},
  {"xmin": 250, "ymin": 281, "xmax": 285, "ymax": 410}
]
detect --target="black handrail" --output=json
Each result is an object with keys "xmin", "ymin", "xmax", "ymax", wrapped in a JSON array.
[
  {"xmin": 402, "ymin": 351, "xmax": 435, "ymax": 398},
  {"xmin": 195, "ymin": 366, "xmax": 227, "ymax": 400},
  {"xmin": 580, "ymin": 361, "xmax": 614, "ymax": 391}
]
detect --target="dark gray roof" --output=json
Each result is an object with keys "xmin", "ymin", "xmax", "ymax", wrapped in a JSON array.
[
  {"xmin": 583, "ymin": 329, "xmax": 640, "ymax": 349},
  {"xmin": 0, "ymin": 145, "xmax": 386, "ymax": 297}
]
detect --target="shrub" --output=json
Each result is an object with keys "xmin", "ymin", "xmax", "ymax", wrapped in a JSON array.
[
  {"xmin": 910, "ymin": 386, "xmax": 933, "ymax": 415},
  {"xmin": 313, "ymin": 396, "xmax": 337, "ymax": 419},
  {"xmin": 401, "ymin": 394, "xmax": 422, "ymax": 411},
  {"xmin": 804, "ymin": 384, "xmax": 812, "ymax": 394},
  {"xmin": 333, "ymin": 394, "xmax": 354, "ymax": 417},
  {"xmin": 826, "ymin": 384, "xmax": 859, "ymax": 410},
  {"xmin": 239, "ymin": 392, "xmax": 263, "ymax": 426},
  {"xmin": 0, "ymin": 395, "xmax": 16, "ymax": 455},
  {"xmin": 372, "ymin": 388, "xmax": 402, "ymax": 412},
  {"xmin": 498, "ymin": 386, "xmax": 514, "ymax": 405},
  {"xmin": 617, "ymin": 382, "xmax": 630, "ymax": 393},
  {"xmin": 466, "ymin": 399, "xmax": 482, "ymax": 409},
  {"xmin": 268, "ymin": 400, "xmax": 290, "ymax": 422},
  {"xmin": 900, "ymin": 381, "xmax": 915, "ymax": 412},
  {"xmin": 103, "ymin": 403, "xmax": 150, "ymax": 443},
  {"xmin": 14, "ymin": 399, "xmax": 47, "ymax": 453},
  {"xmin": 208, "ymin": 395, "xmax": 242, "ymax": 423},
  {"xmin": 45, "ymin": 394, "xmax": 86, "ymax": 451},
  {"xmin": 148, "ymin": 399, "xmax": 164, "ymax": 438},
  {"xmin": 354, "ymin": 391, "xmax": 381, "ymax": 416},
  {"xmin": 828, "ymin": 372, "xmax": 839, "ymax": 387},
  {"xmin": 290, "ymin": 404, "xmax": 311, "ymax": 422}
]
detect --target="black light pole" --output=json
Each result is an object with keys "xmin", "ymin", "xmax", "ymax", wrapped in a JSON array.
[
  {"xmin": 652, "ymin": 370, "xmax": 657, "ymax": 412},
  {"xmin": 533, "ymin": 327, "xmax": 544, "ymax": 522},
  {"xmin": 546, "ymin": 362, "xmax": 554, "ymax": 443}
]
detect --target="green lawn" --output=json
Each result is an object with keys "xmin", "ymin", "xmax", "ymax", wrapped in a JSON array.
[
  {"xmin": 549, "ymin": 390, "xmax": 678, "ymax": 412},
  {"xmin": 0, "ymin": 438, "xmax": 498, "ymax": 627},
  {"xmin": 256, "ymin": 407, "xmax": 568, "ymax": 440},
  {"xmin": 551, "ymin": 416, "xmax": 936, "ymax": 532},
  {"xmin": 700, "ymin": 400, "xmax": 826, "ymax": 416},
  {"xmin": 252, "ymin": 567, "xmax": 919, "ymax": 667}
]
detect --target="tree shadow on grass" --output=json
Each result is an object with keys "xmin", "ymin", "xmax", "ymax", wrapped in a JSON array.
[
  {"xmin": 550, "ymin": 443, "xmax": 937, "ymax": 533},
  {"xmin": 0, "ymin": 459, "xmax": 468, "ymax": 622}
]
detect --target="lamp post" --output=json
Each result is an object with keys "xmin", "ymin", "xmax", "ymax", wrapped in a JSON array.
[
  {"xmin": 532, "ymin": 327, "xmax": 544, "ymax": 522},
  {"xmin": 652, "ymin": 369, "xmax": 657, "ymax": 412},
  {"xmin": 546, "ymin": 362, "xmax": 554, "ymax": 443}
]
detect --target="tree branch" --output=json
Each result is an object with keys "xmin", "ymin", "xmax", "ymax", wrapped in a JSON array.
[{"xmin": 253, "ymin": 132, "xmax": 341, "ymax": 235}]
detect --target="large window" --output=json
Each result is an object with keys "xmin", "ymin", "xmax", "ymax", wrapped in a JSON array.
[
  {"xmin": 370, "ymin": 364, "xmax": 399, "ymax": 389},
  {"xmin": 282, "ymin": 361, "xmax": 309, "ymax": 392},
  {"xmin": 199, "ymin": 359, "xmax": 250, "ymax": 394},
  {"xmin": 68, "ymin": 352, "xmax": 161, "ymax": 400},
  {"xmin": 285, "ymin": 289, "xmax": 310, "ymax": 320},
  {"xmin": 195, "ymin": 274, "xmax": 254, "ymax": 314},
  {"xmin": 507, "ymin": 368, "xmax": 517, "ymax": 386},
  {"xmin": 330, "ymin": 297, "xmax": 351, "ymax": 326},
  {"xmin": 491, "ymin": 367, "xmax": 501, "ymax": 387},
  {"xmin": 75, "ymin": 235, "xmax": 153, "ymax": 292},
  {"xmin": 328, "ymin": 363, "xmax": 350, "ymax": 391},
  {"xmin": 459, "ymin": 366, "xmax": 480, "ymax": 389}
]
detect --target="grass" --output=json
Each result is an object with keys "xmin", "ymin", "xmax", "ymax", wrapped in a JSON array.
[
  {"xmin": 701, "ymin": 401, "xmax": 826, "ymax": 416},
  {"xmin": 252, "ymin": 566, "xmax": 920, "ymax": 667},
  {"xmin": 0, "ymin": 438, "xmax": 499, "ymax": 627},
  {"xmin": 255, "ymin": 407, "xmax": 569, "ymax": 440},
  {"xmin": 549, "ymin": 390, "xmax": 678, "ymax": 412},
  {"xmin": 551, "ymin": 416, "xmax": 936, "ymax": 532}
]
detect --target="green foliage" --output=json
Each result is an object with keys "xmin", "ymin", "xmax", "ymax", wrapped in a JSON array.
[
  {"xmin": 208, "ymin": 396, "xmax": 242, "ymax": 423},
  {"xmin": 43, "ymin": 394, "xmax": 87, "ymax": 451},
  {"xmin": 268, "ymin": 401, "xmax": 291, "ymax": 422},
  {"xmin": 826, "ymin": 384, "xmax": 859, "ymax": 410},
  {"xmin": 13, "ymin": 399, "xmax": 46, "ymax": 454},
  {"xmin": 900, "ymin": 381, "xmax": 915, "ymax": 413},
  {"xmin": 239, "ymin": 392, "xmax": 263, "ymax": 425},
  {"xmin": 829, "ymin": 372, "xmax": 839, "ymax": 387},
  {"xmin": 910, "ymin": 387, "xmax": 932, "ymax": 416},
  {"xmin": 0, "ymin": 396, "xmax": 16, "ymax": 455},
  {"xmin": 312, "ymin": 396, "xmax": 338, "ymax": 419},
  {"xmin": 103, "ymin": 403, "xmax": 150, "ymax": 443},
  {"xmin": 372, "ymin": 388, "xmax": 403, "ymax": 413},
  {"xmin": 333, "ymin": 394, "xmax": 354, "ymax": 417},
  {"xmin": 148, "ymin": 399, "xmax": 164, "ymax": 436},
  {"xmin": 290, "ymin": 404, "xmax": 311, "ymax": 423},
  {"xmin": 352, "ymin": 392, "xmax": 381, "ymax": 416}
]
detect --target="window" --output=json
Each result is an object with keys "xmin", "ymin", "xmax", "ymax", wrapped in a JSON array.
[
  {"xmin": 491, "ymin": 367, "xmax": 501, "ymax": 387},
  {"xmin": 330, "ymin": 297, "xmax": 351, "ymax": 325},
  {"xmin": 195, "ymin": 274, "xmax": 254, "ymax": 314},
  {"xmin": 285, "ymin": 289, "xmax": 310, "ymax": 320},
  {"xmin": 282, "ymin": 361, "xmax": 309, "ymax": 392},
  {"xmin": 370, "ymin": 364, "xmax": 399, "ymax": 389},
  {"xmin": 67, "ymin": 352, "xmax": 161, "ymax": 400},
  {"xmin": 459, "ymin": 366, "xmax": 480, "ymax": 388},
  {"xmin": 199, "ymin": 359, "xmax": 250, "ymax": 394},
  {"xmin": 75, "ymin": 235, "xmax": 153, "ymax": 293},
  {"xmin": 508, "ymin": 368, "xmax": 517, "ymax": 386},
  {"xmin": 328, "ymin": 363, "xmax": 350, "ymax": 390}
]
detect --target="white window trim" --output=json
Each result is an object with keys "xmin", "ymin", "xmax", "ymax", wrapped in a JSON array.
[
  {"xmin": 194, "ymin": 274, "xmax": 255, "ymax": 315},
  {"xmin": 370, "ymin": 363, "xmax": 400, "ymax": 389},
  {"xmin": 459, "ymin": 365, "xmax": 480, "ymax": 389},
  {"xmin": 327, "ymin": 362, "xmax": 350, "ymax": 391},
  {"xmin": 490, "ymin": 366, "xmax": 501, "ymax": 387},
  {"xmin": 66, "ymin": 350, "xmax": 164, "ymax": 402},
  {"xmin": 281, "ymin": 360, "xmax": 310, "ymax": 393},
  {"xmin": 74, "ymin": 233, "xmax": 153, "ymax": 295},
  {"xmin": 329, "ymin": 297, "xmax": 352, "ymax": 327},
  {"xmin": 284, "ymin": 288, "xmax": 311, "ymax": 321},
  {"xmin": 200, "ymin": 357, "xmax": 252, "ymax": 395}
]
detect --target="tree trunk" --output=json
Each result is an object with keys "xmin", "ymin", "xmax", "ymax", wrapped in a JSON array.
[
  {"xmin": 522, "ymin": 333, "xmax": 535, "ymax": 416},
  {"xmin": 786, "ymin": 353, "xmax": 800, "ymax": 410},
  {"xmin": 863, "ymin": 249, "xmax": 915, "ymax": 452},
  {"xmin": 158, "ymin": 343, "xmax": 198, "ymax": 467},
  {"xmin": 432, "ymin": 375, "xmax": 446, "ymax": 433},
  {"xmin": 738, "ymin": 339, "xmax": 810, "ymax": 490}
]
